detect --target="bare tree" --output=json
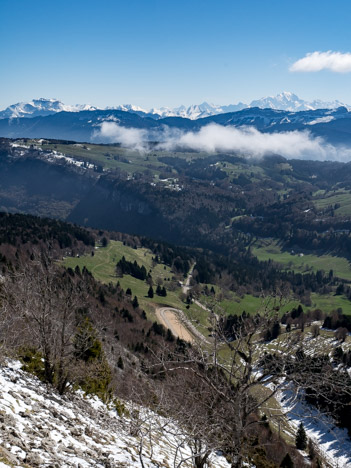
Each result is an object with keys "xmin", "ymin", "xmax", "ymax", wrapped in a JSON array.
[
  {"xmin": 127, "ymin": 379, "xmax": 222, "ymax": 468},
  {"xmin": 147, "ymin": 294, "xmax": 350, "ymax": 468},
  {"xmin": 335, "ymin": 327, "xmax": 348, "ymax": 342},
  {"xmin": 311, "ymin": 324, "xmax": 320, "ymax": 338},
  {"xmin": 0, "ymin": 258, "xmax": 90, "ymax": 393}
]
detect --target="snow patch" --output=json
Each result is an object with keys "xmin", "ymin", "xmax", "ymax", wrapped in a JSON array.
[
  {"xmin": 0, "ymin": 362, "xmax": 230, "ymax": 467},
  {"xmin": 307, "ymin": 116, "xmax": 336, "ymax": 125},
  {"xmin": 277, "ymin": 384, "xmax": 351, "ymax": 467}
]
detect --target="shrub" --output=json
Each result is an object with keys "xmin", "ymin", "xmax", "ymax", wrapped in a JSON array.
[{"xmin": 18, "ymin": 347, "xmax": 45, "ymax": 382}]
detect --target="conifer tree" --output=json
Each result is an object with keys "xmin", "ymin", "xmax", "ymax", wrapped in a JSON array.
[
  {"xmin": 280, "ymin": 453, "xmax": 294, "ymax": 468},
  {"xmin": 295, "ymin": 422, "xmax": 307, "ymax": 450},
  {"xmin": 166, "ymin": 328, "xmax": 175, "ymax": 342},
  {"xmin": 148, "ymin": 286, "xmax": 154, "ymax": 298},
  {"xmin": 117, "ymin": 356, "xmax": 124, "ymax": 369}
]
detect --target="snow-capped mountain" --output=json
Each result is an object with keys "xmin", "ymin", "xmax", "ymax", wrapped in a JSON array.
[
  {"xmin": 108, "ymin": 103, "xmax": 148, "ymax": 113},
  {"xmin": 111, "ymin": 95, "xmax": 350, "ymax": 119},
  {"xmin": 2, "ymin": 103, "xmax": 351, "ymax": 145},
  {"xmin": 0, "ymin": 98, "xmax": 97, "ymax": 119},
  {"xmin": 151, "ymin": 102, "xmax": 221, "ymax": 119},
  {"xmin": 148, "ymin": 93, "xmax": 349, "ymax": 119},
  {"xmin": 249, "ymin": 91, "xmax": 348, "ymax": 112},
  {"xmin": 0, "ymin": 93, "xmax": 350, "ymax": 121},
  {"xmin": 150, "ymin": 101, "xmax": 247, "ymax": 119}
]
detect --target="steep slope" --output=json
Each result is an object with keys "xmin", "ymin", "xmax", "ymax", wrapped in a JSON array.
[{"xmin": 0, "ymin": 361, "xmax": 230, "ymax": 467}]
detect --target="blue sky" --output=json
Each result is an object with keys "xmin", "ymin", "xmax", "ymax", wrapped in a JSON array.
[{"xmin": 1, "ymin": 0, "xmax": 351, "ymax": 109}]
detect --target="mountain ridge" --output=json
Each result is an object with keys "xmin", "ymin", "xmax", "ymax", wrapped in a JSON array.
[
  {"xmin": 1, "ymin": 92, "xmax": 349, "ymax": 120},
  {"xmin": 1, "ymin": 104, "xmax": 351, "ymax": 145},
  {"xmin": 0, "ymin": 98, "xmax": 97, "ymax": 119}
]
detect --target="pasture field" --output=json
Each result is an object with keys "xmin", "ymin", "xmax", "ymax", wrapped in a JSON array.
[
  {"xmin": 313, "ymin": 188, "xmax": 351, "ymax": 216},
  {"xmin": 27, "ymin": 140, "xmax": 218, "ymax": 175},
  {"xmin": 63, "ymin": 240, "xmax": 186, "ymax": 319},
  {"xmin": 252, "ymin": 238, "xmax": 351, "ymax": 281},
  {"xmin": 218, "ymin": 291, "xmax": 351, "ymax": 316},
  {"xmin": 309, "ymin": 292, "xmax": 351, "ymax": 314},
  {"xmin": 63, "ymin": 239, "xmax": 351, "ymax": 333},
  {"xmin": 41, "ymin": 142, "xmax": 164, "ymax": 173},
  {"xmin": 219, "ymin": 294, "xmax": 300, "ymax": 316}
]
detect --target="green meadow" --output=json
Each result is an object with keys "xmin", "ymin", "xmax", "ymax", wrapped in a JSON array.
[
  {"xmin": 252, "ymin": 238, "xmax": 351, "ymax": 281},
  {"xmin": 217, "ymin": 291, "xmax": 351, "ymax": 316},
  {"xmin": 63, "ymin": 240, "xmax": 189, "ymax": 319},
  {"xmin": 313, "ymin": 188, "xmax": 351, "ymax": 216}
]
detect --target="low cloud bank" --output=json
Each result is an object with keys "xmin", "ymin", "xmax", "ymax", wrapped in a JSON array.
[
  {"xmin": 290, "ymin": 51, "xmax": 351, "ymax": 73},
  {"xmin": 94, "ymin": 121, "xmax": 351, "ymax": 162},
  {"xmin": 96, "ymin": 121, "xmax": 147, "ymax": 151},
  {"xmin": 159, "ymin": 124, "xmax": 349, "ymax": 161}
]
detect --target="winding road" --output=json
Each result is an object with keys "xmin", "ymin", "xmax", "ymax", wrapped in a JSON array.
[
  {"xmin": 155, "ymin": 264, "xmax": 210, "ymax": 344},
  {"xmin": 156, "ymin": 307, "xmax": 195, "ymax": 342}
]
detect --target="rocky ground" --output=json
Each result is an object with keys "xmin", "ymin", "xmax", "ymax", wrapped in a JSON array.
[{"xmin": 0, "ymin": 361, "xmax": 230, "ymax": 468}]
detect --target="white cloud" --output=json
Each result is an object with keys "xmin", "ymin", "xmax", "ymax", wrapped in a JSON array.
[
  {"xmin": 93, "ymin": 121, "xmax": 351, "ymax": 162},
  {"xmin": 290, "ymin": 51, "xmax": 351, "ymax": 73},
  {"xmin": 159, "ymin": 124, "xmax": 351, "ymax": 161},
  {"xmin": 94, "ymin": 121, "xmax": 147, "ymax": 151}
]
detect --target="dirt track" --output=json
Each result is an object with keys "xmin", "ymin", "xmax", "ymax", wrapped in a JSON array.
[
  {"xmin": 155, "ymin": 305, "xmax": 210, "ymax": 345},
  {"xmin": 155, "ymin": 264, "xmax": 210, "ymax": 344},
  {"xmin": 155, "ymin": 307, "xmax": 194, "ymax": 342}
]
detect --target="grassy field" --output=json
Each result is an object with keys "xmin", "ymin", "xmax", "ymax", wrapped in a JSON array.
[
  {"xmin": 24, "ymin": 140, "xmax": 220, "ymax": 177},
  {"xmin": 310, "ymin": 292, "xmax": 351, "ymax": 314},
  {"xmin": 63, "ymin": 240, "xmax": 190, "ymax": 320},
  {"xmin": 252, "ymin": 238, "xmax": 351, "ymax": 281},
  {"xmin": 313, "ymin": 188, "xmax": 351, "ymax": 216},
  {"xmin": 221, "ymin": 161, "xmax": 265, "ymax": 182},
  {"xmin": 219, "ymin": 294, "xmax": 300, "ymax": 316},
  {"xmin": 40, "ymin": 142, "xmax": 165, "ymax": 174},
  {"xmin": 220, "ymin": 294, "xmax": 266, "ymax": 316},
  {"xmin": 183, "ymin": 302, "xmax": 212, "ymax": 336},
  {"xmin": 218, "ymin": 291, "xmax": 351, "ymax": 316},
  {"xmin": 62, "ymin": 240, "xmax": 217, "ymax": 331},
  {"xmin": 63, "ymin": 239, "xmax": 351, "ymax": 323}
]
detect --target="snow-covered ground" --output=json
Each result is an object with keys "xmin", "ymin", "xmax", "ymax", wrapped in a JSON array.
[
  {"xmin": 260, "ymin": 331, "xmax": 351, "ymax": 467},
  {"xmin": 0, "ymin": 361, "xmax": 230, "ymax": 467},
  {"xmin": 45, "ymin": 150, "xmax": 95, "ymax": 169},
  {"xmin": 277, "ymin": 384, "xmax": 351, "ymax": 467},
  {"xmin": 9, "ymin": 142, "xmax": 95, "ymax": 170}
]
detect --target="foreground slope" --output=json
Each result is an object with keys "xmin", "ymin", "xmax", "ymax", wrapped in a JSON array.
[{"xmin": 0, "ymin": 361, "xmax": 230, "ymax": 468}]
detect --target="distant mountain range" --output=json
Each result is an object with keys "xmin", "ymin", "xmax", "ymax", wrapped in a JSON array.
[
  {"xmin": 1, "ymin": 103, "xmax": 351, "ymax": 145},
  {"xmin": 0, "ymin": 98, "xmax": 97, "ymax": 119},
  {"xmin": 1, "ymin": 92, "xmax": 349, "ymax": 120}
]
